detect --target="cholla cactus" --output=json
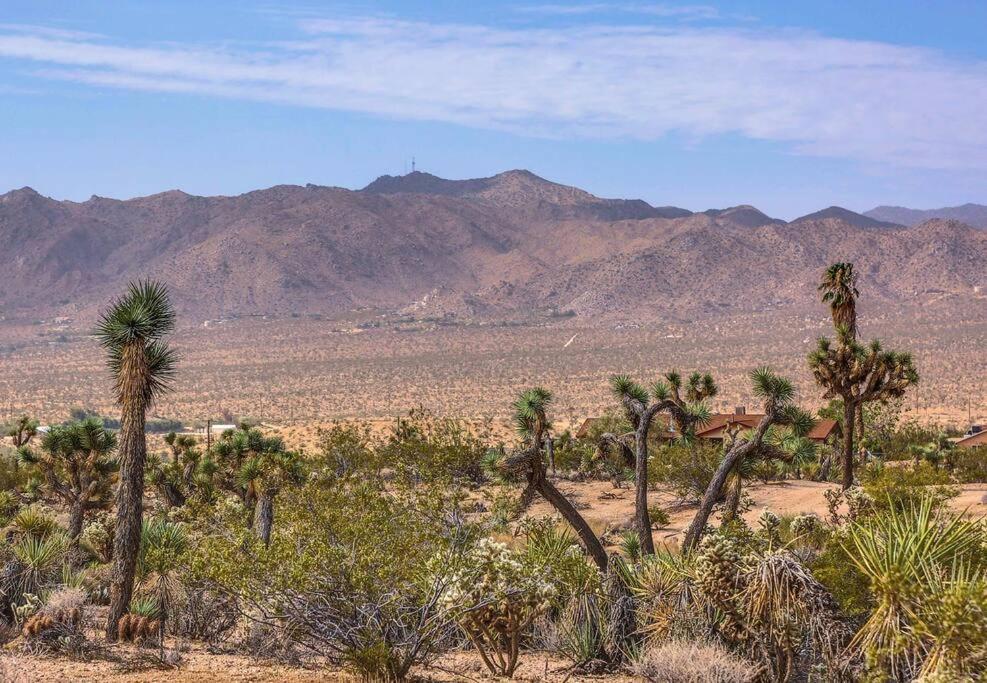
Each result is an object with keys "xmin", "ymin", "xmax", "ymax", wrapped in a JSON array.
[
  {"xmin": 439, "ymin": 538, "xmax": 555, "ymax": 677},
  {"xmin": 694, "ymin": 535, "xmax": 746, "ymax": 642},
  {"xmin": 791, "ymin": 513, "xmax": 822, "ymax": 539},
  {"xmin": 757, "ymin": 510, "xmax": 781, "ymax": 547},
  {"xmin": 12, "ymin": 593, "xmax": 42, "ymax": 626}
]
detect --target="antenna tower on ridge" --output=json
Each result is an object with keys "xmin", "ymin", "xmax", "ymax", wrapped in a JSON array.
[{"xmin": 412, "ymin": 156, "xmax": 416, "ymax": 173}]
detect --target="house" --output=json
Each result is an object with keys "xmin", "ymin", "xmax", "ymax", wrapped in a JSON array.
[{"xmin": 954, "ymin": 425, "xmax": 987, "ymax": 449}]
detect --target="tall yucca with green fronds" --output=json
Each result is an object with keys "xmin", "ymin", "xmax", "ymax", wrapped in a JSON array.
[
  {"xmin": 818, "ymin": 262, "xmax": 859, "ymax": 340},
  {"xmin": 499, "ymin": 388, "xmax": 609, "ymax": 573},
  {"xmin": 96, "ymin": 280, "xmax": 178, "ymax": 640}
]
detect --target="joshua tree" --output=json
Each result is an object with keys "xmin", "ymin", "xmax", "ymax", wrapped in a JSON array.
[
  {"xmin": 604, "ymin": 371, "xmax": 716, "ymax": 555},
  {"xmin": 682, "ymin": 368, "xmax": 815, "ymax": 552},
  {"xmin": 210, "ymin": 424, "xmax": 286, "ymax": 524},
  {"xmin": 237, "ymin": 443, "xmax": 305, "ymax": 545},
  {"xmin": 97, "ymin": 281, "xmax": 178, "ymax": 640},
  {"xmin": 501, "ymin": 388, "xmax": 609, "ymax": 572},
  {"xmin": 6, "ymin": 415, "xmax": 39, "ymax": 448},
  {"xmin": 808, "ymin": 332, "xmax": 918, "ymax": 490},
  {"xmin": 19, "ymin": 418, "xmax": 118, "ymax": 539},
  {"xmin": 147, "ymin": 432, "xmax": 204, "ymax": 508}
]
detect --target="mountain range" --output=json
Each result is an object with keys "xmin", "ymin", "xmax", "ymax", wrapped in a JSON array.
[
  {"xmin": 864, "ymin": 203, "xmax": 987, "ymax": 229},
  {"xmin": 1, "ymin": 170, "xmax": 984, "ymax": 323}
]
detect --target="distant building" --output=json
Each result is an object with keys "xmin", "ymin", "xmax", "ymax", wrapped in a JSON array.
[
  {"xmin": 955, "ymin": 425, "xmax": 987, "ymax": 449},
  {"xmin": 196, "ymin": 423, "xmax": 237, "ymax": 437}
]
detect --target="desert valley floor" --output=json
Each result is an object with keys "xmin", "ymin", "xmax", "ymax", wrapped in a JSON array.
[{"xmin": 1, "ymin": 307, "xmax": 984, "ymax": 432}]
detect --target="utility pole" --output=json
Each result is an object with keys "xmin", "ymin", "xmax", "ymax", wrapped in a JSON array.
[{"xmin": 206, "ymin": 419, "xmax": 212, "ymax": 453}]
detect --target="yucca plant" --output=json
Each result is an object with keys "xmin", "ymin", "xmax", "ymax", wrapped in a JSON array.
[
  {"xmin": 619, "ymin": 531, "xmax": 642, "ymax": 563},
  {"xmin": 11, "ymin": 532, "xmax": 70, "ymax": 597},
  {"xmin": 10, "ymin": 506, "xmax": 60, "ymax": 539},
  {"xmin": 97, "ymin": 280, "xmax": 178, "ymax": 639},
  {"xmin": 842, "ymin": 498, "xmax": 983, "ymax": 679},
  {"xmin": 682, "ymin": 368, "xmax": 816, "ymax": 552},
  {"xmin": 137, "ymin": 518, "xmax": 188, "ymax": 641},
  {"xmin": 498, "ymin": 388, "xmax": 609, "ymax": 572}
]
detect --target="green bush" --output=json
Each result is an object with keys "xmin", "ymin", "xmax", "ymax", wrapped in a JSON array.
[
  {"xmin": 949, "ymin": 445, "xmax": 987, "ymax": 483},
  {"xmin": 860, "ymin": 462, "xmax": 957, "ymax": 514},
  {"xmin": 190, "ymin": 469, "xmax": 471, "ymax": 679},
  {"xmin": 649, "ymin": 441, "xmax": 722, "ymax": 502}
]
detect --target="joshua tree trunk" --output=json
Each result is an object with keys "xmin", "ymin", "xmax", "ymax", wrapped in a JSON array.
[
  {"xmin": 683, "ymin": 413, "xmax": 775, "ymax": 553},
  {"xmin": 106, "ymin": 352, "xmax": 149, "ymax": 640},
  {"xmin": 841, "ymin": 398, "xmax": 856, "ymax": 490},
  {"xmin": 855, "ymin": 404, "xmax": 865, "ymax": 452},
  {"xmin": 720, "ymin": 467, "xmax": 743, "ymax": 524},
  {"xmin": 160, "ymin": 481, "xmax": 187, "ymax": 509},
  {"xmin": 545, "ymin": 435, "xmax": 555, "ymax": 475},
  {"xmin": 254, "ymin": 493, "xmax": 274, "ymax": 546},
  {"xmin": 68, "ymin": 498, "xmax": 85, "ymax": 540},
  {"xmin": 682, "ymin": 446, "xmax": 746, "ymax": 553},
  {"xmin": 534, "ymin": 474, "xmax": 609, "ymax": 572},
  {"xmin": 633, "ymin": 418, "xmax": 655, "ymax": 556}
]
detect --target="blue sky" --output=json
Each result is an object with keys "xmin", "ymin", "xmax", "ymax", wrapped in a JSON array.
[{"xmin": 1, "ymin": 1, "xmax": 986, "ymax": 219}]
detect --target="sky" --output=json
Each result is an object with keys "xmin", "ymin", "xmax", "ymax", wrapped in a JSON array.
[{"xmin": 1, "ymin": 1, "xmax": 986, "ymax": 219}]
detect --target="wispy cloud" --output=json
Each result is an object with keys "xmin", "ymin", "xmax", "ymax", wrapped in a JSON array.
[
  {"xmin": 518, "ymin": 3, "xmax": 721, "ymax": 20},
  {"xmin": 1, "ymin": 17, "xmax": 986, "ymax": 169}
]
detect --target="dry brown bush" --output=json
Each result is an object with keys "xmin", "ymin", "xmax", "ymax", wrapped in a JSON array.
[{"xmin": 632, "ymin": 641, "xmax": 757, "ymax": 683}]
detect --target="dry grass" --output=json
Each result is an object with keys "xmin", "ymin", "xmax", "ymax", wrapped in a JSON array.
[{"xmin": 632, "ymin": 640, "xmax": 757, "ymax": 682}]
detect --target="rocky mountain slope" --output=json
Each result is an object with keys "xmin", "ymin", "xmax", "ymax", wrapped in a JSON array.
[{"xmin": 1, "ymin": 171, "xmax": 984, "ymax": 323}]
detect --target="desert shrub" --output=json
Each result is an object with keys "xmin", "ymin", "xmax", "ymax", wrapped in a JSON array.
[
  {"xmin": 0, "ymin": 452, "xmax": 30, "ymax": 492},
  {"xmin": 579, "ymin": 409, "xmax": 632, "ymax": 444},
  {"xmin": 619, "ymin": 531, "xmax": 642, "ymax": 562},
  {"xmin": 440, "ymin": 538, "xmax": 555, "ymax": 677},
  {"xmin": 950, "ymin": 445, "xmax": 987, "ymax": 483},
  {"xmin": 191, "ymin": 471, "xmax": 469, "ymax": 680},
  {"xmin": 860, "ymin": 462, "xmax": 957, "ymax": 514},
  {"xmin": 377, "ymin": 407, "xmax": 492, "ymax": 486},
  {"xmin": 632, "ymin": 640, "xmax": 756, "ymax": 682},
  {"xmin": 632, "ymin": 531, "xmax": 849, "ymax": 681},
  {"xmin": 136, "ymin": 519, "xmax": 188, "ymax": 637},
  {"xmin": 8, "ymin": 532, "xmax": 70, "ymax": 599},
  {"xmin": 809, "ymin": 531, "xmax": 873, "ymax": 618},
  {"xmin": 0, "ymin": 490, "xmax": 18, "ymax": 526},
  {"xmin": 649, "ymin": 441, "xmax": 722, "ymax": 503},
  {"xmin": 484, "ymin": 484, "xmax": 527, "ymax": 530},
  {"xmin": 314, "ymin": 422, "xmax": 374, "ymax": 477},
  {"xmin": 549, "ymin": 430, "xmax": 593, "ymax": 472},
  {"xmin": 175, "ymin": 581, "xmax": 238, "ymax": 644},
  {"xmin": 9, "ymin": 506, "xmax": 60, "ymax": 539},
  {"xmin": 79, "ymin": 511, "xmax": 114, "ymax": 564},
  {"xmin": 649, "ymin": 505, "xmax": 670, "ymax": 529},
  {"xmin": 520, "ymin": 520, "xmax": 600, "ymax": 606},
  {"xmin": 551, "ymin": 593, "xmax": 607, "ymax": 667}
]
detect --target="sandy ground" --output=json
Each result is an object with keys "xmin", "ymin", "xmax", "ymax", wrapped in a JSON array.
[
  {"xmin": 0, "ymin": 647, "xmax": 634, "ymax": 682},
  {"xmin": 526, "ymin": 479, "xmax": 987, "ymax": 547}
]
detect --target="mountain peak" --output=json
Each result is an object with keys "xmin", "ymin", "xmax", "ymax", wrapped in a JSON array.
[
  {"xmin": 0, "ymin": 186, "xmax": 43, "ymax": 202},
  {"xmin": 792, "ymin": 205, "xmax": 901, "ymax": 229}
]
